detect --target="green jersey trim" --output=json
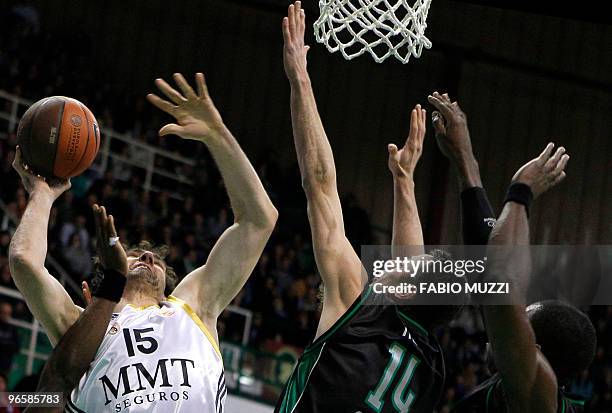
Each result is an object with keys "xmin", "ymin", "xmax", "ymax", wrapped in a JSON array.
[
  {"xmin": 277, "ymin": 343, "xmax": 326, "ymax": 413},
  {"xmin": 396, "ymin": 310, "xmax": 428, "ymax": 337},
  {"xmin": 564, "ymin": 397, "xmax": 585, "ymax": 406},
  {"xmin": 561, "ymin": 398, "xmax": 566, "ymax": 413},
  {"xmin": 485, "ymin": 380, "xmax": 495, "ymax": 413}
]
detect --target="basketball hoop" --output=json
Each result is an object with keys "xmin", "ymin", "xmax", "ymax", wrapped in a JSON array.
[{"xmin": 314, "ymin": 0, "xmax": 433, "ymax": 64}]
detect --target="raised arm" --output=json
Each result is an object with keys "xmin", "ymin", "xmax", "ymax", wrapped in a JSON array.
[
  {"xmin": 388, "ymin": 105, "xmax": 426, "ymax": 253},
  {"xmin": 282, "ymin": 1, "xmax": 364, "ymax": 336},
  {"xmin": 147, "ymin": 73, "xmax": 277, "ymax": 323},
  {"xmin": 8, "ymin": 149, "xmax": 80, "ymax": 345},
  {"xmin": 484, "ymin": 143, "xmax": 569, "ymax": 413},
  {"xmin": 27, "ymin": 206, "xmax": 128, "ymax": 413},
  {"xmin": 428, "ymin": 92, "xmax": 496, "ymax": 245}
]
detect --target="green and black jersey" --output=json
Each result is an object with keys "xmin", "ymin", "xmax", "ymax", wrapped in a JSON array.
[
  {"xmin": 275, "ymin": 289, "xmax": 445, "ymax": 413},
  {"xmin": 451, "ymin": 373, "xmax": 586, "ymax": 413}
]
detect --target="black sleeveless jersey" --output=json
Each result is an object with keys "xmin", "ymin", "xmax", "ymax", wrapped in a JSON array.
[
  {"xmin": 275, "ymin": 288, "xmax": 445, "ymax": 413},
  {"xmin": 451, "ymin": 373, "xmax": 586, "ymax": 413}
]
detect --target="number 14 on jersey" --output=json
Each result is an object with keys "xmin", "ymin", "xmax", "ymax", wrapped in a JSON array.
[{"xmin": 365, "ymin": 343, "xmax": 421, "ymax": 413}]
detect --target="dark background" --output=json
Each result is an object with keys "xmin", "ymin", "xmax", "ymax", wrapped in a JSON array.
[{"xmin": 2, "ymin": 0, "xmax": 611, "ymax": 243}]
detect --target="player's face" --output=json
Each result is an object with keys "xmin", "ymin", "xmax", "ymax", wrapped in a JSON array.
[
  {"xmin": 126, "ymin": 250, "xmax": 167, "ymax": 293},
  {"xmin": 379, "ymin": 254, "xmax": 434, "ymax": 295}
]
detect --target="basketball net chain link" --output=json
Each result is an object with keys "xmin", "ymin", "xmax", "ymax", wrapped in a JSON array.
[{"xmin": 314, "ymin": 0, "xmax": 433, "ymax": 64}]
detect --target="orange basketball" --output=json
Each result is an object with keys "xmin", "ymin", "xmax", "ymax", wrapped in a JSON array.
[{"xmin": 16, "ymin": 96, "xmax": 101, "ymax": 179}]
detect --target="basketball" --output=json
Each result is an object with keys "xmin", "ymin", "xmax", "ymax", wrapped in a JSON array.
[{"xmin": 16, "ymin": 96, "xmax": 100, "ymax": 179}]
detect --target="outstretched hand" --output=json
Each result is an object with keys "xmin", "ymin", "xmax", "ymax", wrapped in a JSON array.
[
  {"xmin": 427, "ymin": 92, "xmax": 472, "ymax": 161},
  {"xmin": 388, "ymin": 104, "xmax": 426, "ymax": 178},
  {"xmin": 282, "ymin": 1, "xmax": 310, "ymax": 83},
  {"xmin": 12, "ymin": 146, "xmax": 71, "ymax": 200},
  {"xmin": 147, "ymin": 72, "xmax": 226, "ymax": 142},
  {"xmin": 93, "ymin": 204, "xmax": 128, "ymax": 276},
  {"xmin": 512, "ymin": 143, "xmax": 569, "ymax": 198}
]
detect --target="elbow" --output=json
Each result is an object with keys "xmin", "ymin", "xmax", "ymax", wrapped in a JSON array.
[
  {"xmin": 238, "ymin": 202, "xmax": 278, "ymax": 232},
  {"xmin": 268, "ymin": 205, "xmax": 279, "ymax": 225},
  {"xmin": 259, "ymin": 204, "xmax": 279, "ymax": 232},
  {"xmin": 9, "ymin": 250, "xmax": 33, "ymax": 273}
]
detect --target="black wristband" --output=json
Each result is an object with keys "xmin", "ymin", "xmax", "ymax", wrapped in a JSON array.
[
  {"xmin": 460, "ymin": 186, "xmax": 497, "ymax": 245},
  {"xmin": 504, "ymin": 182, "xmax": 533, "ymax": 216},
  {"xmin": 93, "ymin": 269, "xmax": 127, "ymax": 302}
]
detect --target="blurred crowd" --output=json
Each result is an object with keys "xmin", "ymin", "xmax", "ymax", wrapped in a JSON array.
[{"xmin": 0, "ymin": 4, "xmax": 611, "ymax": 412}]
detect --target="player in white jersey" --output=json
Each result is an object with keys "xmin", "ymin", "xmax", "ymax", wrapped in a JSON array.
[
  {"xmin": 9, "ymin": 72, "xmax": 278, "ymax": 412},
  {"xmin": 69, "ymin": 293, "xmax": 226, "ymax": 412}
]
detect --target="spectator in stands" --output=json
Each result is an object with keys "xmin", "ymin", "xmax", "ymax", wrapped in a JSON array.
[
  {"xmin": 207, "ymin": 207, "xmax": 230, "ymax": 239},
  {"xmin": 59, "ymin": 214, "xmax": 90, "ymax": 250},
  {"xmin": 0, "ymin": 231, "xmax": 10, "ymax": 256},
  {"xmin": 0, "ymin": 264, "xmax": 15, "ymax": 289},
  {"xmin": 108, "ymin": 185, "xmax": 133, "ymax": 224},
  {"xmin": 571, "ymin": 369, "xmax": 594, "ymax": 401},
  {"xmin": 62, "ymin": 233, "xmax": 93, "ymax": 280},
  {"xmin": 0, "ymin": 301, "xmax": 20, "ymax": 375}
]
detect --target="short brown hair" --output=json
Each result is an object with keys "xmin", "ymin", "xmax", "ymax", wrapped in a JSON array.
[{"xmin": 92, "ymin": 240, "xmax": 178, "ymax": 297}]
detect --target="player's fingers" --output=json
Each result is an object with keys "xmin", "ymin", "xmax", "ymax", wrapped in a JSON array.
[
  {"xmin": 155, "ymin": 78, "xmax": 186, "ymax": 104},
  {"xmin": 554, "ymin": 154, "xmax": 570, "ymax": 174},
  {"xmin": 408, "ymin": 108, "xmax": 418, "ymax": 141},
  {"xmin": 159, "ymin": 123, "xmax": 183, "ymax": 137},
  {"xmin": 427, "ymin": 95, "xmax": 454, "ymax": 119},
  {"xmin": 388, "ymin": 143, "xmax": 398, "ymax": 155},
  {"xmin": 173, "ymin": 73, "xmax": 197, "ymax": 100},
  {"xmin": 12, "ymin": 146, "xmax": 27, "ymax": 172},
  {"xmin": 82, "ymin": 281, "xmax": 93, "ymax": 306},
  {"xmin": 282, "ymin": 17, "xmax": 291, "ymax": 43},
  {"xmin": 288, "ymin": 4, "xmax": 296, "ymax": 37},
  {"xmin": 553, "ymin": 171, "xmax": 567, "ymax": 186},
  {"xmin": 13, "ymin": 146, "xmax": 21, "ymax": 164},
  {"xmin": 433, "ymin": 91, "xmax": 447, "ymax": 102},
  {"xmin": 414, "ymin": 105, "xmax": 424, "ymax": 138},
  {"xmin": 93, "ymin": 204, "xmax": 106, "ymax": 247},
  {"xmin": 92, "ymin": 203, "xmax": 101, "ymax": 235},
  {"xmin": 299, "ymin": 8, "xmax": 306, "ymax": 35},
  {"xmin": 546, "ymin": 146, "xmax": 565, "ymax": 169},
  {"xmin": 195, "ymin": 73, "xmax": 209, "ymax": 99},
  {"xmin": 291, "ymin": 2, "xmax": 300, "ymax": 38},
  {"xmin": 537, "ymin": 142, "xmax": 555, "ymax": 162},
  {"xmin": 295, "ymin": 1, "xmax": 302, "ymax": 22},
  {"xmin": 108, "ymin": 215, "xmax": 118, "ymax": 238},
  {"xmin": 420, "ymin": 108, "xmax": 427, "ymax": 137},
  {"xmin": 146, "ymin": 94, "xmax": 176, "ymax": 116},
  {"xmin": 442, "ymin": 93, "xmax": 451, "ymax": 103},
  {"xmin": 427, "ymin": 94, "xmax": 441, "ymax": 109},
  {"xmin": 100, "ymin": 206, "xmax": 110, "ymax": 241}
]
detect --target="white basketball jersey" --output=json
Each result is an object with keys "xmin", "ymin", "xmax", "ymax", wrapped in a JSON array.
[{"xmin": 68, "ymin": 296, "xmax": 226, "ymax": 413}]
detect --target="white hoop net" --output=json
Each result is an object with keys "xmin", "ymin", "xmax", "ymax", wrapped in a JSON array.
[{"xmin": 314, "ymin": 0, "xmax": 433, "ymax": 64}]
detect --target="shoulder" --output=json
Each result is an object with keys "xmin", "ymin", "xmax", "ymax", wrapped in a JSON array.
[{"xmin": 166, "ymin": 295, "xmax": 220, "ymax": 348}]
